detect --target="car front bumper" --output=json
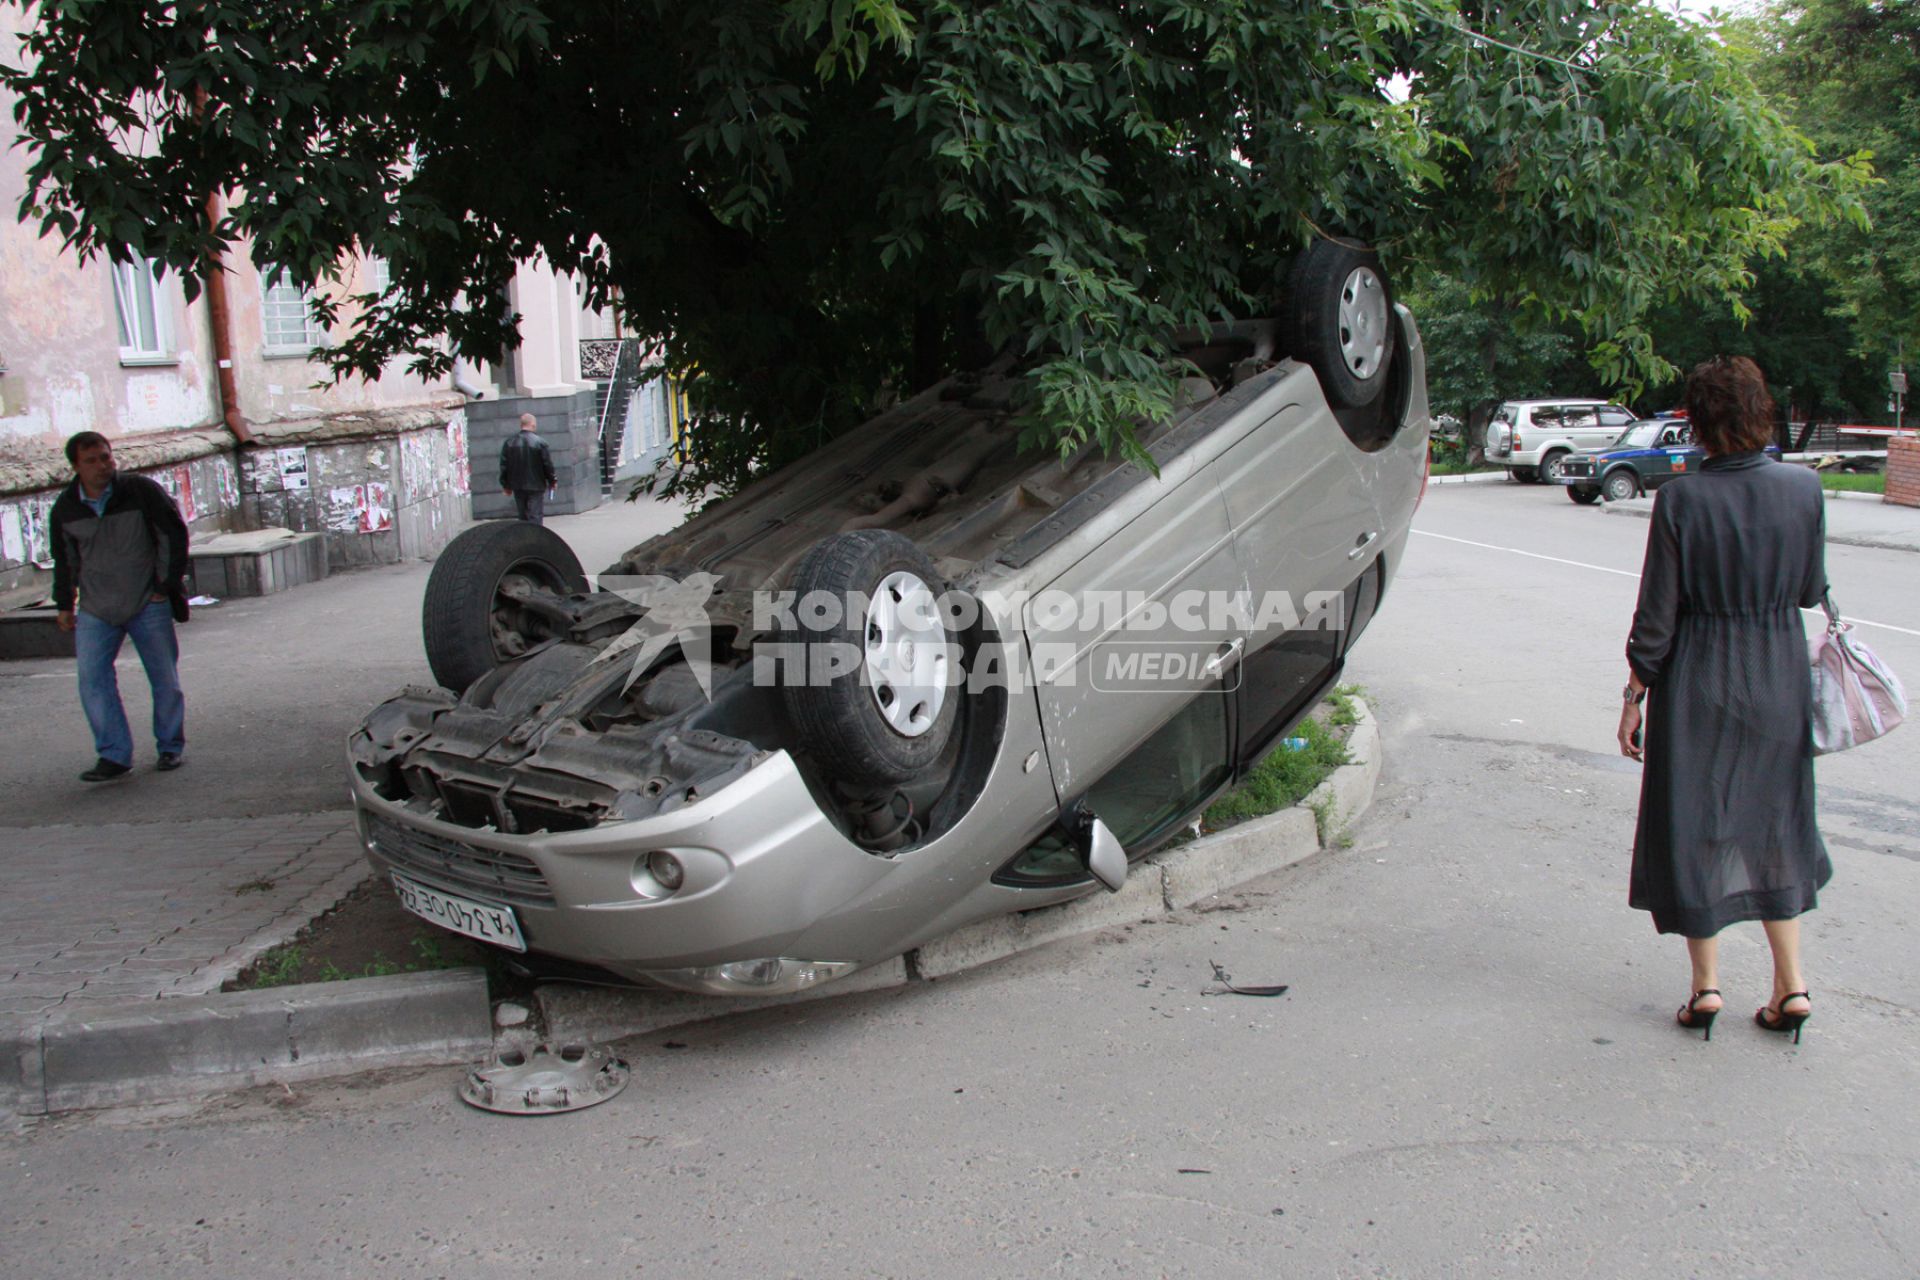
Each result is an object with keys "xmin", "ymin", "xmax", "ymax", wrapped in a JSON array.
[{"xmin": 349, "ymin": 749, "xmax": 901, "ymax": 990}]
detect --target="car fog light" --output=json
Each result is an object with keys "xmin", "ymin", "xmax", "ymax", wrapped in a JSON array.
[
  {"xmin": 647, "ymin": 851, "xmax": 685, "ymax": 891},
  {"xmin": 641, "ymin": 957, "xmax": 858, "ymax": 996},
  {"xmin": 717, "ymin": 958, "xmax": 786, "ymax": 987}
]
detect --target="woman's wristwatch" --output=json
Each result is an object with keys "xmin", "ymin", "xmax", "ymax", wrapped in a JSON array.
[{"xmin": 1622, "ymin": 683, "xmax": 1645, "ymax": 705}]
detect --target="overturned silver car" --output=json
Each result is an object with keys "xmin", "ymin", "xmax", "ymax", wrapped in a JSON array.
[{"xmin": 348, "ymin": 241, "xmax": 1431, "ymax": 995}]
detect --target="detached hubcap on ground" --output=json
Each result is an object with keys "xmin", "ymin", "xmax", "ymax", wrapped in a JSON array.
[
  {"xmin": 1338, "ymin": 266, "xmax": 1390, "ymax": 382},
  {"xmin": 865, "ymin": 571, "xmax": 948, "ymax": 737}
]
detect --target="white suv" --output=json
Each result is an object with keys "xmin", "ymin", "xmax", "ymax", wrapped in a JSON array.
[{"xmin": 1485, "ymin": 399, "xmax": 1636, "ymax": 482}]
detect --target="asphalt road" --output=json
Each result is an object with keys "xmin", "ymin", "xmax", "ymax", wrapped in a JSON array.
[{"xmin": 4, "ymin": 480, "xmax": 1918, "ymax": 1278}]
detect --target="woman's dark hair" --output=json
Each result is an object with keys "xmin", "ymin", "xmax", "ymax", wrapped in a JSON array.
[
  {"xmin": 1683, "ymin": 356, "xmax": 1775, "ymax": 455},
  {"xmin": 64, "ymin": 430, "xmax": 110, "ymax": 465}
]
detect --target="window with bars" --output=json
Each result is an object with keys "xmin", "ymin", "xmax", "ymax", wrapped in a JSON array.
[
  {"xmin": 111, "ymin": 254, "xmax": 174, "ymax": 364},
  {"xmin": 261, "ymin": 272, "xmax": 329, "ymax": 356}
]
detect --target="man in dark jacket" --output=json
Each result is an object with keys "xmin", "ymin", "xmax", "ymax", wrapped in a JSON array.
[
  {"xmin": 499, "ymin": 412, "xmax": 558, "ymax": 524},
  {"xmin": 51, "ymin": 431, "xmax": 191, "ymax": 781}
]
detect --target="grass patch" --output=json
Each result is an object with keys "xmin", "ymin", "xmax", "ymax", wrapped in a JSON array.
[
  {"xmin": 1818, "ymin": 471, "xmax": 1885, "ymax": 493},
  {"xmin": 227, "ymin": 879, "xmax": 515, "ymax": 992},
  {"xmin": 1203, "ymin": 711, "xmax": 1349, "ymax": 831}
]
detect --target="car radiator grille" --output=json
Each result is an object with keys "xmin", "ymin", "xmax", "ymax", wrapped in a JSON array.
[{"xmin": 365, "ymin": 815, "xmax": 556, "ymax": 908}]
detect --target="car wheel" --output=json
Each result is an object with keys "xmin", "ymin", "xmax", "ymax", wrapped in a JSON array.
[
  {"xmin": 1568, "ymin": 484, "xmax": 1602, "ymax": 505},
  {"xmin": 1539, "ymin": 450, "xmax": 1570, "ymax": 483},
  {"xmin": 781, "ymin": 530, "xmax": 959, "ymax": 787},
  {"xmin": 422, "ymin": 522, "xmax": 589, "ymax": 692},
  {"xmin": 1284, "ymin": 238, "xmax": 1396, "ymax": 409},
  {"xmin": 1510, "ymin": 466, "xmax": 1538, "ymax": 483},
  {"xmin": 1603, "ymin": 470, "xmax": 1640, "ymax": 503}
]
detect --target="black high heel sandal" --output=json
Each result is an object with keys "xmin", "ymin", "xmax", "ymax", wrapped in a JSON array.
[
  {"xmin": 1756, "ymin": 992, "xmax": 1811, "ymax": 1044},
  {"xmin": 1676, "ymin": 989, "xmax": 1721, "ymax": 1041}
]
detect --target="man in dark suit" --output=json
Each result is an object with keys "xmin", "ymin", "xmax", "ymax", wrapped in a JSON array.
[{"xmin": 499, "ymin": 412, "xmax": 557, "ymax": 524}]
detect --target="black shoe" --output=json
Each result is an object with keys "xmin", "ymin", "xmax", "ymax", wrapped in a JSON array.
[
  {"xmin": 1756, "ymin": 992, "xmax": 1812, "ymax": 1044},
  {"xmin": 80, "ymin": 758, "xmax": 131, "ymax": 782},
  {"xmin": 1676, "ymin": 988, "xmax": 1721, "ymax": 1041},
  {"xmin": 157, "ymin": 752, "xmax": 185, "ymax": 772}
]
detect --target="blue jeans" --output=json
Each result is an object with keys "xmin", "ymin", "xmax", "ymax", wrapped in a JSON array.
[{"xmin": 75, "ymin": 601, "xmax": 186, "ymax": 766}]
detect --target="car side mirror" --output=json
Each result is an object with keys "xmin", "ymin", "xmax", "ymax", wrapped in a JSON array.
[{"xmin": 1075, "ymin": 811, "xmax": 1128, "ymax": 893}]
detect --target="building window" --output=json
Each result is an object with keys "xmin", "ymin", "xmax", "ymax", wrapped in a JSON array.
[
  {"xmin": 261, "ymin": 271, "xmax": 329, "ymax": 357},
  {"xmin": 367, "ymin": 257, "xmax": 392, "ymax": 296},
  {"xmin": 111, "ymin": 254, "xmax": 174, "ymax": 365}
]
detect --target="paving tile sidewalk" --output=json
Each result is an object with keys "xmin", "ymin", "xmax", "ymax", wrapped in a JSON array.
[{"xmin": 0, "ymin": 812, "xmax": 367, "ymax": 1021}]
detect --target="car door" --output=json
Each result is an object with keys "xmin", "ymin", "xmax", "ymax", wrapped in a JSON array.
[
  {"xmin": 1212, "ymin": 374, "xmax": 1376, "ymax": 761},
  {"xmin": 1025, "ymin": 461, "xmax": 1248, "ymax": 805},
  {"xmin": 1647, "ymin": 426, "xmax": 1698, "ymax": 489}
]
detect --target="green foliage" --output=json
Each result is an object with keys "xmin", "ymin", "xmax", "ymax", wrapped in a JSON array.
[
  {"xmin": 1203, "ymin": 712, "xmax": 1348, "ymax": 831},
  {"xmin": 248, "ymin": 945, "xmax": 306, "ymax": 989},
  {"xmin": 1737, "ymin": 0, "xmax": 1920, "ymax": 388},
  {"xmin": 3, "ymin": 0, "xmax": 1869, "ymax": 488}
]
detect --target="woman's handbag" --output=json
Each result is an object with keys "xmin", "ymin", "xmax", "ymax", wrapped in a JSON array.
[{"xmin": 1810, "ymin": 593, "xmax": 1906, "ymax": 754}]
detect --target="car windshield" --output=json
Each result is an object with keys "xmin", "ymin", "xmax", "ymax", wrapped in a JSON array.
[{"xmin": 1612, "ymin": 423, "xmax": 1662, "ymax": 449}]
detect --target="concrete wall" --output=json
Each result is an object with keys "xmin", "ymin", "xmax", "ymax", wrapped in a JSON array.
[
  {"xmin": 465, "ymin": 393, "xmax": 602, "ymax": 520},
  {"xmin": 236, "ymin": 411, "xmax": 473, "ymax": 569}
]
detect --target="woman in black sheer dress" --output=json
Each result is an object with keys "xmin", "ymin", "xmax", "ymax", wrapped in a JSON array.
[{"xmin": 1618, "ymin": 357, "xmax": 1829, "ymax": 1043}]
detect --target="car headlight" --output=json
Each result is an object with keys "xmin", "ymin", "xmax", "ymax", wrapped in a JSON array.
[{"xmin": 641, "ymin": 957, "xmax": 858, "ymax": 996}]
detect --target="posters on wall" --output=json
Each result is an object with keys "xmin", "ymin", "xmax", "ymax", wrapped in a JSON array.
[
  {"xmin": 401, "ymin": 431, "xmax": 436, "ymax": 504},
  {"xmin": 446, "ymin": 410, "xmax": 470, "ymax": 495},
  {"xmin": 156, "ymin": 466, "xmax": 198, "ymax": 523},
  {"xmin": 325, "ymin": 482, "xmax": 394, "ymax": 534},
  {"xmin": 277, "ymin": 447, "xmax": 310, "ymax": 491},
  {"xmin": 357, "ymin": 482, "xmax": 393, "ymax": 533},
  {"xmin": 217, "ymin": 457, "xmax": 241, "ymax": 509},
  {"xmin": 0, "ymin": 505, "xmax": 22, "ymax": 567}
]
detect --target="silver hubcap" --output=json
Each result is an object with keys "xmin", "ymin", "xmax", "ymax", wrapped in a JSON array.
[
  {"xmin": 1337, "ymin": 266, "xmax": 1389, "ymax": 382},
  {"xmin": 865, "ymin": 571, "xmax": 948, "ymax": 738}
]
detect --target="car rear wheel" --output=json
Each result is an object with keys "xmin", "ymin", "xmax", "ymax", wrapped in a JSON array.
[
  {"xmin": 422, "ymin": 521, "xmax": 589, "ymax": 692},
  {"xmin": 1603, "ymin": 470, "xmax": 1640, "ymax": 503},
  {"xmin": 1284, "ymin": 238, "xmax": 1396, "ymax": 410},
  {"xmin": 1568, "ymin": 484, "xmax": 1602, "ymax": 505},
  {"xmin": 780, "ymin": 530, "xmax": 960, "ymax": 787},
  {"xmin": 1510, "ymin": 466, "xmax": 1538, "ymax": 483},
  {"xmin": 1539, "ymin": 450, "xmax": 1570, "ymax": 483}
]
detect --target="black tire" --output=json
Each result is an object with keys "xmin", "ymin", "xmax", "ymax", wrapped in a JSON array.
[
  {"xmin": 1602, "ymin": 469, "xmax": 1640, "ymax": 503},
  {"xmin": 1511, "ymin": 466, "xmax": 1538, "ymax": 483},
  {"xmin": 1568, "ymin": 484, "xmax": 1602, "ymax": 505},
  {"xmin": 1284, "ymin": 238, "xmax": 1396, "ymax": 409},
  {"xmin": 422, "ymin": 522, "xmax": 588, "ymax": 692},
  {"xmin": 780, "ymin": 530, "xmax": 960, "ymax": 787},
  {"xmin": 1539, "ymin": 450, "xmax": 1570, "ymax": 483}
]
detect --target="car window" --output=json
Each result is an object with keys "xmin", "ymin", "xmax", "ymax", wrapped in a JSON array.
[
  {"xmin": 1529, "ymin": 408, "xmax": 1561, "ymax": 428},
  {"xmin": 1560, "ymin": 407, "xmax": 1598, "ymax": 430},
  {"xmin": 1492, "ymin": 405, "xmax": 1515, "ymax": 424},
  {"xmin": 998, "ymin": 692, "xmax": 1231, "ymax": 885},
  {"xmin": 1616, "ymin": 423, "xmax": 1660, "ymax": 448},
  {"xmin": 1597, "ymin": 408, "xmax": 1634, "ymax": 427}
]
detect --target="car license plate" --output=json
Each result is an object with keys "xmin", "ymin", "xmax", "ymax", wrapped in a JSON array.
[{"xmin": 390, "ymin": 872, "xmax": 528, "ymax": 952}]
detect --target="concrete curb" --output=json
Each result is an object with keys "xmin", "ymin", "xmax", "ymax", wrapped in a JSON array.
[
  {"xmin": 1, "ymin": 969, "xmax": 491, "ymax": 1117},
  {"xmin": 536, "ymin": 700, "xmax": 1384, "ymax": 1046},
  {"xmin": 1425, "ymin": 471, "xmax": 1509, "ymax": 486}
]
